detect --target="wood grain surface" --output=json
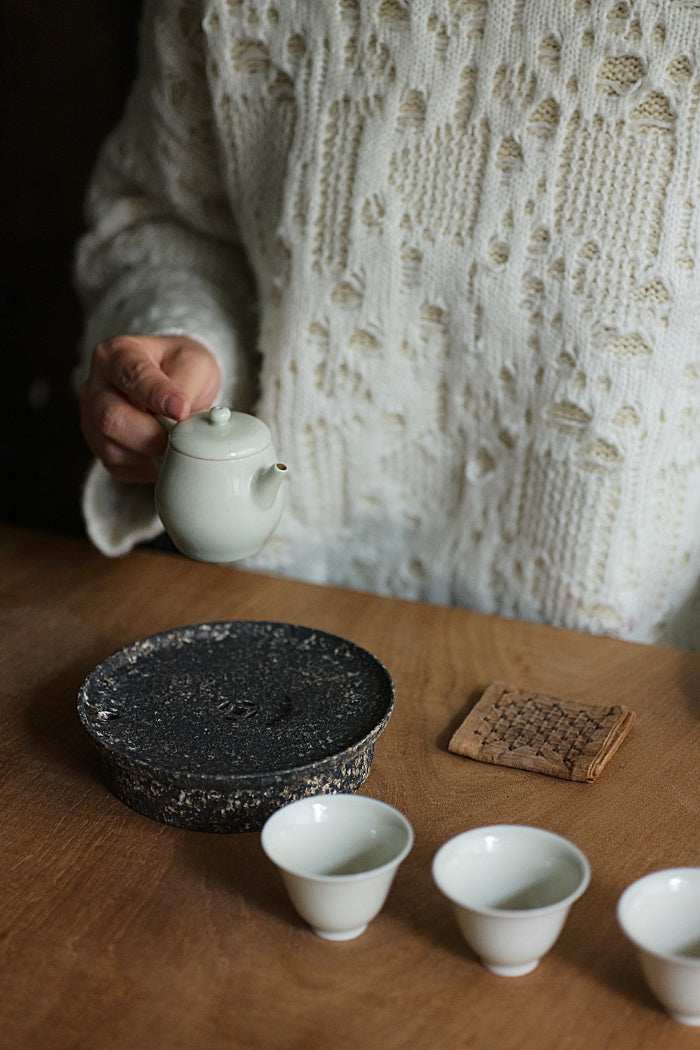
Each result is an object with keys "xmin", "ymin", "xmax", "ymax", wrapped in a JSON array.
[{"xmin": 1, "ymin": 525, "xmax": 698, "ymax": 1049}]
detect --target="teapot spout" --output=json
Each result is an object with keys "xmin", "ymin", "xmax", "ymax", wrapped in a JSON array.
[{"xmin": 253, "ymin": 461, "xmax": 288, "ymax": 510}]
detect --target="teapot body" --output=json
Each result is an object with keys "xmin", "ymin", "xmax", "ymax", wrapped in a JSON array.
[{"xmin": 154, "ymin": 409, "xmax": 287, "ymax": 563}]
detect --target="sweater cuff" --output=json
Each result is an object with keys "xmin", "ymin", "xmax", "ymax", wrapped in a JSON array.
[{"xmin": 82, "ymin": 459, "xmax": 164, "ymax": 557}]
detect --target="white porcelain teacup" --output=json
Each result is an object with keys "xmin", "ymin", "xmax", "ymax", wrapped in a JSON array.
[
  {"xmin": 617, "ymin": 868, "xmax": 700, "ymax": 1025},
  {"xmin": 261, "ymin": 793, "xmax": 414, "ymax": 940},
  {"xmin": 432, "ymin": 824, "xmax": 590, "ymax": 976}
]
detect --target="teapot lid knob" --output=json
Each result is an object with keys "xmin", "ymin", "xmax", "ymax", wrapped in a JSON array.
[
  {"xmin": 169, "ymin": 406, "xmax": 272, "ymax": 459},
  {"xmin": 209, "ymin": 405, "xmax": 231, "ymax": 425}
]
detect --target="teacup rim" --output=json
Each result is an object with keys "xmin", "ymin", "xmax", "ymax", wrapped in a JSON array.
[
  {"xmin": 617, "ymin": 867, "xmax": 700, "ymax": 967},
  {"xmin": 431, "ymin": 823, "xmax": 591, "ymax": 917},
  {"xmin": 261, "ymin": 792, "xmax": 414, "ymax": 882}
]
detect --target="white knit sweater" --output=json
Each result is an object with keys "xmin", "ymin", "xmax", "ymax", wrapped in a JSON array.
[{"xmin": 75, "ymin": 0, "xmax": 700, "ymax": 649}]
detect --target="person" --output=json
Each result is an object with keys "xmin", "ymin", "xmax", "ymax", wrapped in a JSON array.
[{"xmin": 74, "ymin": 0, "xmax": 700, "ymax": 649}]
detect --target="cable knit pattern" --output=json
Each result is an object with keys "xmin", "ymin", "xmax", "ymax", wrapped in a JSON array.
[{"xmin": 75, "ymin": 0, "xmax": 700, "ymax": 648}]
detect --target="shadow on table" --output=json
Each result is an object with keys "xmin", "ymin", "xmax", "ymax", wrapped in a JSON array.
[
  {"xmin": 675, "ymin": 656, "xmax": 700, "ymax": 719},
  {"xmin": 434, "ymin": 686, "xmax": 483, "ymax": 752},
  {"xmin": 178, "ymin": 828, "xmax": 296, "ymax": 928},
  {"xmin": 22, "ymin": 660, "xmax": 106, "ymax": 784}
]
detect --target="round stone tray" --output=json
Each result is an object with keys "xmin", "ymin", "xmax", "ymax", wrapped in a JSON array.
[{"xmin": 77, "ymin": 621, "xmax": 394, "ymax": 832}]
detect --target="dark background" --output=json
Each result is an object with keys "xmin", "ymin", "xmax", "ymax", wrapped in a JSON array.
[{"xmin": 2, "ymin": 1, "xmax": 142, "ymax": 535}]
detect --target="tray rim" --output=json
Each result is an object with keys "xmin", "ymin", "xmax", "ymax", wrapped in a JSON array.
[{"xmin": 77, "ymin": 619, "xmax": 395, "ymax": 788}]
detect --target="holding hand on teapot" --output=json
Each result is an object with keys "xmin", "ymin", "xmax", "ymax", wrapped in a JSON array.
[{"xmin": 78, "ymin": 334, "xmax": 220, "ymax": 485}]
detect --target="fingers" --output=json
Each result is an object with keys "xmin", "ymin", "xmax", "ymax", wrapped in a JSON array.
[
  {"xmin": 92, "ymin": 336, "xmax": 191, "ymax": 420},
  {"xmin": 80, "ymin": 334, "xmax": 221, "ymax": 485},
  {"xmin": 79, "ymin": 382, "xmax": 168, "ymax": 483}
]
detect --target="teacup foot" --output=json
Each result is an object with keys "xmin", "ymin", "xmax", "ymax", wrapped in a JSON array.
[
  {"xmin": 484, "ymin": 959, "xmax": 539, "ymax": 977},
  {"xmin": 312, "ymin": 924, "xmax": 368, "ymax": 941},
  {"xmin": 670, "ymin": 1013, "xmax": 700, "ymax": 1026}
]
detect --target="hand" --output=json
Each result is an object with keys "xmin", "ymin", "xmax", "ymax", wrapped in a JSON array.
[{"xmin": 79, "ymin": 334, "xmax": 221, "ymax": 484}]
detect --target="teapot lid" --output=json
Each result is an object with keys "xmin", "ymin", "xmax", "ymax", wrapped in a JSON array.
[{"xmin": 169, "ymin": 406, "xmax": 272, "ymax": 460}]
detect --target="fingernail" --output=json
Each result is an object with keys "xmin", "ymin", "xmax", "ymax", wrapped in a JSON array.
[{"xmin": 164, "ymin": 394, "xmax": 185, "ymax": 420}]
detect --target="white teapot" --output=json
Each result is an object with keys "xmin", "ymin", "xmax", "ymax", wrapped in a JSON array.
[{"xmin": 154, "ymin": 406, "xmax": 288, "ymax": 563}]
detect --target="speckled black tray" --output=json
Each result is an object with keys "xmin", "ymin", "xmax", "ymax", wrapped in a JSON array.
[{"xmin": 77, "ymin": 621, "xmax": 394, "ymax": 832}]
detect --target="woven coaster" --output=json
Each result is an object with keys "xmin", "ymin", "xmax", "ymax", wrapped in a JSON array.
[{"xmin": 448, "ymin": 682, "xmax": 635, "ymax": 782}]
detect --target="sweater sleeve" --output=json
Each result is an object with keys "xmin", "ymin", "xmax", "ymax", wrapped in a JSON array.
[{"xmin": 73, "ymin": 0, "xmax": 259, "ymax": 556}]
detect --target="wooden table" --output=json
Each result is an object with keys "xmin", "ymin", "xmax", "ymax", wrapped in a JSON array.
[{"xmin": 2, "ymin": 524, "xmax": 698, "ymax": 1049}]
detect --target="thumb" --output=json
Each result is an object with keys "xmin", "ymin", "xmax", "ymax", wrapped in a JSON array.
[
  {"xmin": 100, "ymin": 336, "xmax": 193, "ymax": 420},
  {"xmin": 162, "ymin": 391, "xmax": 190, "ymax": 421}
]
